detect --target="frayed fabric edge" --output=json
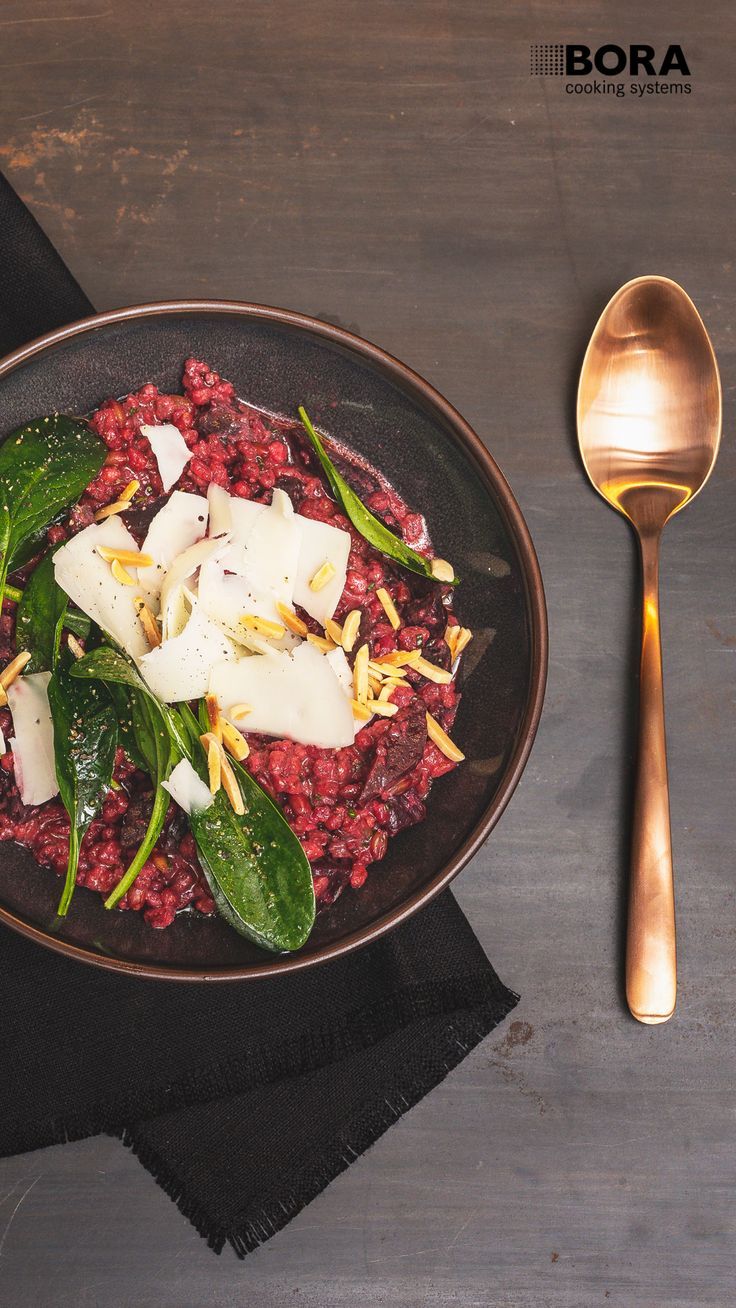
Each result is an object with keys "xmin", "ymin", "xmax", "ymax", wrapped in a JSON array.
[{"xmin": 121, "ymin": 985, "xmax": 519, "ymax": 1258}]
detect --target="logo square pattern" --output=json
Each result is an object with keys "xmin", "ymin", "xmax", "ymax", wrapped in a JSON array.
[{"xmin": 529, "ymin": 44, "xmax": 565, "ymax": 76}]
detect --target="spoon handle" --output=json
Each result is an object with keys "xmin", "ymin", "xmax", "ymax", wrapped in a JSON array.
[{"xmin": 626, "ymin": 531, "xmax": 676, "ymax": 1024}]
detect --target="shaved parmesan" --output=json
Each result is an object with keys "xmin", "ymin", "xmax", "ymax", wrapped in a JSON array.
[
  {"xmin": 141, "ymin": 423, "xmax": 193, "ymax": 492},
  {"xmin": 209, "ymin": 641, "xmax": 355, "ymax": 748},
  {"xmin": 228, "ymin": 495, "xmax": 267, "ymax": 544},
  {"xmin": 162, "ymin": 758, "xmax": 213, "ymax": 816},
  {"xmin": 225, "ymin": 491, "xmax": 300, "ymax": 607},
  {"xmin": 140, "ymin": 601, "xmax": 237, "ymax": 702},
  {"xmin": 138, "ymin": 491, "xmax": 209, "ymax": 602},
  {"xmin": 293, "ymin": 515, "xmax": 351, "ymax": 625},
  {"xmin": 0, "ymin": 725, "xmax": 5, "ymax": 754},
  {"xmin": 53, "ymin": 518, "xmax": 149, "ymax": 660},
  {"xmin": 6, "ymin": 672, "xmax": 58, "ymax": 806},
  {"xmin": 158, "ymin": 534, "xmax": 231, "ymax": 640},
  {"xmin": 198, "ymin": 558, "xmax": 298, "ymax": 653},
  {"xmin": 207, "ymin": 483, "xmax": 233, "ymax": 537}
]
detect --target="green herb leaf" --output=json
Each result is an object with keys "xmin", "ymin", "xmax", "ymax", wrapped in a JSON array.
[
  {"xmin": 176, "ymin": 703, "xmax": 316, "ymax": 952},
  {"xmin": 72, "ymin": 656, "xmax": 316, "ymax": 949},
  {"xmin": 49, "ymin": 665, "xmax": 118, "ymax": 916},
  {"xmin": 70, "ymin": 647, "xmax": 179, "ymax": 908},
  {"xmin": 15, "ymin": 551, "xmax": 68, "ymax": 672},
  {"xmin": 297, "ymin": 406, "xmax": 458, "ymax": 584},
  {"xmin": 0, "ymin": 414, "xmax": 106, "ymax": 603}
]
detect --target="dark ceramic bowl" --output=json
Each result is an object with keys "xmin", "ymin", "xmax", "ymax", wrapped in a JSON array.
[{"xmin": 0, "ymin": 301, "xmax": 546, "ymax": 979}]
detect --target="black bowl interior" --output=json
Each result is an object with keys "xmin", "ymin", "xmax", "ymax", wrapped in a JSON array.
[{"xmin": 0, "ymin": 309, "xmax": 536, "ymax": 974}]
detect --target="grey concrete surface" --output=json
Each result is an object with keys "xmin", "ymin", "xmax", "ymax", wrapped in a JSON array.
[{"xmin": 0, "ymin": 2, "xmax": 733, "ymax": 1304}]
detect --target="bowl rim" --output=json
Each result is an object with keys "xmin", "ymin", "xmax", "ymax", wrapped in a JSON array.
[{"xmin": 0, "ymin": 298, "xmax": 548, "ymax": 981}]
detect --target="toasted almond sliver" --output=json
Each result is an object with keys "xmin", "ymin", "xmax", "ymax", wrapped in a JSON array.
[
  {"xmin": 220, "ymin": 752, "xmax": 245, "ymax": 815},
  {"xmin": 200, "ymin": 732, "xmax": 222, "ymax": 795},
  {"xmin": 430, "ymin": 557, "xmax": 455, "ymax": 583},
  {"xmin": 351, "ymin": 699, "xmax": 373, "ymax": 721},
  {"xmin": 324, "ymin": 618, "xmax": 343, "ymax": 646},
  {"xmin": 0, "ymin": 685, "xmax": 7, "ymax": 707},
  {"xmin": 376, "ymin": 587, "xmax": 401, "ymax": 631},
  {"xmin": 221, "ymin": 718, "xmax": 250, "ymax": 762},
  {"xmin": 241, "ymin": 613, "xmax": 286, "ymax": 641},
  {"xmin": 134, "ymin": 597, "xmax": 162, "ymax": 648},
  {"xmin": 414, "ymin": 655, "xmax": 453, "ymax": 685},
  {"xmin": 67, "ymin": 634, "xmax": 86, "ymax": 660},
  {"xmin": 0, "ymin": 650, "xmax": 31, "ymax": 689},
  {"xmin": 94, "ymin": 499, "xmax": 130, "ymax": 522},
  {"xmin": 378, "ymin": 681, "xmax": 397, "ymax": 702},
  {"xmin": 367, "ymin": 674, "xmax": 382, "ymax": 696},
  {"xmin": 120, "ymin": 478, "xmax": 140, "ymax": 502},
  {"xmin": 205, "ymin": 693, "xmax": 222, "ymax": 743},
  {"xmin": 306, "ymin": 632, "xmax": 336, "ymax": 653},
  {"xmin": 353, "ymin": 643, "xmax": 370, "ymax": 705},
  {"xmin": 111, "ymin": 557, "xmax": 136, "ymax": 586},
  {"xmin": 453, "ymin": 627, "xmax": 473, "ymax": 656},
  {"xmin": 370, "ymin": 700, "xmax": 399, "ymax": 718},
  {"xmin": 98, "ymin": 545, "xmax": 154, "ymax": 569},
  {"xmin": 309, "ymin": 560, "xmax": 336, "ymax": 592},
  {"xmin": 426, "ymin": 711, "xmax": 465, "ymax": 762},
  {"xmin": 229, "ymin": 702, "xmax": 253, "ymax": 720},
  {"xmin": 382, "ymin": 675, "xmax": 410, "ymax": 689},
  {"xmin": 276, "ymin": 602, "xmax": 308, "ymax": 637},
  {"xmin": 373, "ymin": 648, "xmax": 422, "ymax": 668},
  {"xmin": 341, "ymin": 609, "xmax": 361, "ymax": 653},
  {"xmin": 444, "ymin": 624, "xmax": 458, "ymax": 658}
]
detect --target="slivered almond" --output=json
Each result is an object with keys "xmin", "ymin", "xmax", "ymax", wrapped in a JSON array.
[
  {"xmin": 309, "ymin": 560, "xmax": 336, "ymax": 592},
  {"xmin": 414, "ymin": 655, "xmax": 453, "ymax": 685},
  {"xmin": 221, "ymin": 718, "xmax": 250, "ymax": 762},
  {"xmin": 426, "ymin": 711, "xmax": 464, "ymax": 762},
  {"xmin": 229, "ymin": 702, "xmax": 253, "ymax": 720},
  {"xmin": 66, "ymin": 634, "xmax": 85, "ymax": 661},
  {"xmin": 200, "ymin": 732, "xmax": 222, "ymax": 794},
  {"xmin": 0, "ymin": 686, "xmax": 6, "ymax": 707},
  {"xmin": 370, "ymin": 700, "xmax": 399, "ymax": 717},
  {"xmin": 367, "ymin": 674, "xmax": 382, "ymax": 696},
  {"xmin": 306, "ymin": 633, "xmax": 335, "ymax": 653},
  {"xmin": 351, "ymin": 699, "xmax": 373, "ymax": 721},
  {"xmin": 378, "ymin": 681, "xmax": 398, "ymax": 702},
  {"xmin": 241, "ymin": 613, "xmax": 286, "ymax": 641},
  {"xmin": 120, "ymin": 479, "xmax": 140, "ymax": 502},
  {"xmin": 220, "ymin": 753, "xmax": 245, "ymax": 815},
  {"xmin": 111, "ymin": 557, "xmax": 136, "ymax": 586},
  {"xmin": 98, "ymin": 545, "xmax": 153, "ymax": 569},
  {"xmin": 430, "ymin": 557, "xmax": 455, "ymax": 583},
  {"xmin": 0, "ymin": 651, "xmax": 31, "ymax": 689},
  {"xmin": 324, "ymin": 618, "xmax": 343, "ymax": 645},
  {"xmin": 376, "ymin": 587, "xmax": 401, "ymax": 630},
  {"xmin": 94, "ymin": 499, "xmax": 130, "ymax": 522},
  {"xmin": 205, "ymin": 693, "xmax": 223, "ymax": 743},
  {"xmin": 453, "ymin": 627, "xmax": 473, "ymax": 656},
  {"xmin": 276, "ymin": 602, "xmax": 308, "ymax": 637},
  {"xmin": 341, "ymin": 609, "xmax": 361, "ymax": 653},
  {"xmin": 353, "ymin": 643, "xmax": 370, "ymax": 705},
  {"xmin": 373, "ymin": 649, "xmax": 422, "ymax": 668},
  {"xmin": 134, "ymin": 597, "xmax": 162, "ymax": 648}
]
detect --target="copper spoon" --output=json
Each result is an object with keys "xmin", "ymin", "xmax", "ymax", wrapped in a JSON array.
[{"xmin": 577, "ymin": 276, "xmax": 721, "ymax": 1024}]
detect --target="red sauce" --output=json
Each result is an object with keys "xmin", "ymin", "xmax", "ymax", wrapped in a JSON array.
[{"xmin": 0, "ymin": 360, "xmax": 460, "ymax": 930}]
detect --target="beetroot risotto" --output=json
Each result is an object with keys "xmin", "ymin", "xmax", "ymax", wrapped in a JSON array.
[{"xmin": 0, "ymin": 359, "xmax": 472, "ymax": 951}]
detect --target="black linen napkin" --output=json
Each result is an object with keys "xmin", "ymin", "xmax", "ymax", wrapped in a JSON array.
[{"xmin": 0, "ymin": 171, "xmax": 518, "ymax": 1256}]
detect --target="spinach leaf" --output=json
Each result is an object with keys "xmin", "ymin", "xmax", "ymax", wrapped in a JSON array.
[
  {"xmin": 15, "ymin": 551, "xmax": 68, "ymax": 672},
  {"xmin": 298, "ymin": 406, "xmax": 458, "ymax": 584},
  {"xmin": 70, "ymin": 647, "xmax": 179, "ymax": 908},
  {"xmin": 176, "ymin": 705, "xmax": 315, "ymax": 952},
  {"xmin": 71, "ymin": 656, "xmax": 315, "ymax": 949},
  {"xmin": 0, "ymin": 414, "xmax": 106, "ymax": 603},
  {"xmin": 49, "ymin": 665, "xmax": 118, "ymax": 916}
]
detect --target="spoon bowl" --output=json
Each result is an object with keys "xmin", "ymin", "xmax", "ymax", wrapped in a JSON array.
[{"xmin": 578, "ymin": 276, "xmax": 721, "ymax": 1023}]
